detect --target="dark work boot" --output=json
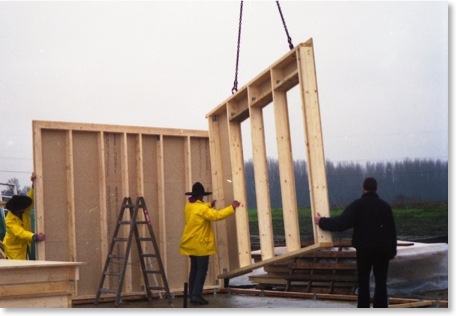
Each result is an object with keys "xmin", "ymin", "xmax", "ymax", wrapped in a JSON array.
[{"xmin": 190, "ymin": 296, "xmax": 209, "ymax": 305}]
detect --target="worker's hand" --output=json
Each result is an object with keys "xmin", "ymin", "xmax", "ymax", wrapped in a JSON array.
[
  {"xmin": 33, "ymin": 232, "xmax": 46, "ymax": 242},
  {"xmin": 314, "ymin": 213, "xmax": 321, "ymax": 225},
  {"xmin": 232, "ymin": 200, "xmax": 240, "ymax": 209},
  {"xmin": 31, "ymin": 172, "xmax": 36, "ymax": 188}
]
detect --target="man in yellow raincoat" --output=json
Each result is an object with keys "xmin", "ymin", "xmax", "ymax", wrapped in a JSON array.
[
  {"xmin": 179, "ymin": 182, "xmax": 240, "ymax": 305},
  {"xmin": 3, "ymin": 173, "xmax": 45, "ymax": 259}
]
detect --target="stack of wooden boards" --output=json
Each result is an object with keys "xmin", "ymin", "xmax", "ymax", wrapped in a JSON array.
[{"xmin": 249, "ymin": 240, "xmax": 358, "ymax": 295}]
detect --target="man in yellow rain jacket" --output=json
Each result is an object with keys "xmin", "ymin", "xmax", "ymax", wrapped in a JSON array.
[
  {"xmin": 180, "ymin": 182, "xmax": 240, "ymax": 305},
  {"xmin": 3, "ymin": 173, "xmax": 45, "ymax": 259}
]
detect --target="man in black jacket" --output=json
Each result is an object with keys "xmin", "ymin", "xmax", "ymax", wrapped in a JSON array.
[{"xmin": 314, "ymin": 177, "xmax": 397, "ymax": 308}]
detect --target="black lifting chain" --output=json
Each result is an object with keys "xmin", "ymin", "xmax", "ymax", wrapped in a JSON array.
[
  {"xmin": 232, "ymin": 1, "xmax": 244, "ymax": 94},
  {"xmin": 276, "ymin": 1, "xmax": 294, "ymax": 50},
  {"xmin": 231, "ymin": 1, "xmax": 294, "ymax": 94}
]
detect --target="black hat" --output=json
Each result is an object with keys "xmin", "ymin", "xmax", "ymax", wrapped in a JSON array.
[
  {"xmin": 5, "ymin": 195, "xmax": 32, "ymax": 212},
  {"xmin": 185, "ymin": 182, "xmax": 212, "ymax": 196}
]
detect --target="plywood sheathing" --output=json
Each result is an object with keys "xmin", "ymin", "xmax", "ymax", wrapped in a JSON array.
[
  {"xmin": 206, "ymin": 38, "xmax": 333, "ymax": 279},
  {"xmin": 32, "ymin": 121, "xmax": 215, "ymax": 299}
]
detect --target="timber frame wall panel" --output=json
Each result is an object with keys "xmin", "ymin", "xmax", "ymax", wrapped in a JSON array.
[
  {"xmin": 206, "ymin": 38, "xmax": 333, "ymax": 278},
  {"xmin": 32, "ymin": 121, "xmax": 218, "ymax": 299}
]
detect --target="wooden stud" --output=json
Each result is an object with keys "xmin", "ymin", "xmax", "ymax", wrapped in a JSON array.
[
  {"xmin": 98, "ymin": 132, "xmax": 109, "ymax": 292},
  {"xmin": 66, "ymin": 131, "xmax": 76, "ymax": 263},
  {"xmin": 156, "ymin": 134, "xmax": 167, "ymax": 278},
  {"xmin": 249, "ymin": 105, "xmax": 274, "ymax": 260},
  {"xmin": 272, "ymin": 88, "xmax": 301, "ymax": 251},
  {"xmin": 208, "ymin": 115, "xmax": 231, "ymax": 274},
  {"xmin": 227, "ymin": 102, "xmax": 251, "ymax": 267},
  {"xmin": 32, "ymin": 123, "xmax": 45, "ymax": 260},
  {"xmin": 297, "ymin": 41, "xmax": 332, "ymax": 244}
]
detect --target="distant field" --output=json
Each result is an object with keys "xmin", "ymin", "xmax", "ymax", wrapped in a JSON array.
[{"xmin": 248, "ymin": 202, "xmax": 448, "ymax": 247}]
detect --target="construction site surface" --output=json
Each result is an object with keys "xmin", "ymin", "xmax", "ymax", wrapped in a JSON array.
[{"xmin": 0, "ymin": 39, "xmax": 448, "ymax": 308}]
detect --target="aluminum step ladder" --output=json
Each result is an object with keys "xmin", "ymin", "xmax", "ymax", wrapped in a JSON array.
[{"xmin": 95, "ymin": 196, "xmax": 171, "ymax": 306}]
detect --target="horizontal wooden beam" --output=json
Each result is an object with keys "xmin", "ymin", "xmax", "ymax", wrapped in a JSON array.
[
  {"xmin": 218, "ymin": 242, "xmax": 333, "ymax": 279},
  {"xmin": 33, "ymin": 120, "xmax": 208, "ymax": 138}
]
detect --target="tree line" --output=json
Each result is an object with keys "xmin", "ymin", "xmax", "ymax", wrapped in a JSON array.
[
  {"xmin": 2, "ymin": 158, "xmax": 448, "ymax": 208},
  {"xmin": 245, "ymin": 158, "xmax": 448, "ymax": 209}
]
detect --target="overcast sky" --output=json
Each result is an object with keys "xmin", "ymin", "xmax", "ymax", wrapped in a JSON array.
[{"xmin": 0, "ymin": 0, "xmax": 448, "ymax": 189}]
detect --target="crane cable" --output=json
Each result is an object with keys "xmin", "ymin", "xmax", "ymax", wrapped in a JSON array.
[
  {"xmin": 276, "ymin": 1, "xmax": 294, "ymax": 50},
  {"xmin": 231, "ymin": 1, "xmax": 294, "ymax": 94},
  {"xmin": 231, "ymin": 1, "xmax": 244, "ymax": 95}
]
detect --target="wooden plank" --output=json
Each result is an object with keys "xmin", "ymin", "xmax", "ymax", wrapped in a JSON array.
[
  {"xmin": 32, "ymin": 124, "xmax": 45, "ymax": 260},
  {"xmin": 272, "ymin": 88, "xmax": 300, "ymax": 251},
  {"xmin": 208, "ymin": 114, "xmax": 229, "ymax": 276},
  {"xmin": 156, "ymin": 134, "xmax": 167, "ymax": 274},
  {"xmin": 389, "ymin": 300, "xmax": 435, "ymax": 308},
  {"xmin": 33, "ymin": 120, "xmax": 208, "ymax": 138},
  {"xmin": 119, "ymin": 132, "xmax": 133, "ymax": 294},
  {"xmin": 227, "ymin": 101, "xmax": 251, "ymax": 268},
  {"xmin": 296, "ymin": 41, "xmax": 332, "ymax": 244},
  {"xmin": 126, "ymin": 133, "xmax": 142, "ymax": 292},
  {"xmin": 0, "ymin": 281, "xmax": 73, "ymax": 297},
  {"xmin": 136, "ymin": 134, "xmax": 144, "ymax": 196},
  {"xmin": 297, "ymin": 251, "xmax": 357, "ymax": 258},
  {"xmin": 249, "ymin": 105, "xmax": 274, "ymax": 260},
  {"xmin": 288, "ymin": 262, "xmax": 357, "ymax": 270},
  {"xmin": 284, "ymin": 274, "xmax": 357, "ymax": 282},
  {"xmin": 0, "ymin": 294, "xmax": 72, "ymax": 308},
  {"xmin": 98, "ymin": 132, "xmax": 109, "ymax": 292},
  {"xmin": 32, "ymin": 122, "xmax": 45, "ymax": 260},
  {"xmin": 66, "ymin": 131, "xmax": 76, "ymax": 263},
  {"xmin": 218, "ymin": 242, "xmax": 333, "ymax": 279},
  {"xmin": 0, "ymin": 265, "xmax": 81, "ymax": 285}
]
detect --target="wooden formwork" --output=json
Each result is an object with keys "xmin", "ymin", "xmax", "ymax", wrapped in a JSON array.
[
  {"xmin": 31, "ymin": 120, "xmax": 223, "ymax": 300},
  {"xmin": 206, "ymin": 38, "xmax": 333, "ymax": 279}
]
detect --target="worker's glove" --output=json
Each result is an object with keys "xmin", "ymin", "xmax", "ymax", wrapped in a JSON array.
[{"xmin": 33, "ymin": 232, "xmax": 46, "ymax": 242}]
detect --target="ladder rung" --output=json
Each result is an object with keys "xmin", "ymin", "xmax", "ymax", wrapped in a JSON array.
[
  {"xmin": 109, "ymin": 255, "xmax": 126, "ymax": 259},
  {"xmin": 136, "ymin": 221, "xmax": 148, "ymax": 225},
  {"xmin": 138, "ymin": 237, "xmax": 153, "ymax": 241},
  {"xmin": 104, "ymin": 272, "xmax": 122, "ymax": 276},
  {"xmin": 119, "ymin": 221, "xmax": 132, "ymax": 225},
  {"xmin": 147, "ymin": 286, "xmax": 167, "ymax": 291},
  {"xmin": 141, "ymin": 254, "xmax": 157, "ymax": 258},
  {"xmin": 99, "ymin": 288, "xmax": 118, "ymax": 294},
  {"xmin": 114, "ymin": 238, "xmax": 129, "ymax": 242}
]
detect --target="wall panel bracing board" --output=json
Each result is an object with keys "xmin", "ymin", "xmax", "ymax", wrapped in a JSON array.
[
  {"xmin": 206, "ymin": 38, "xmax": 333, "ymax": 279},
  {"xmin": 32, "ymin": 121, "xmax": 210, "ymax": 300}
]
